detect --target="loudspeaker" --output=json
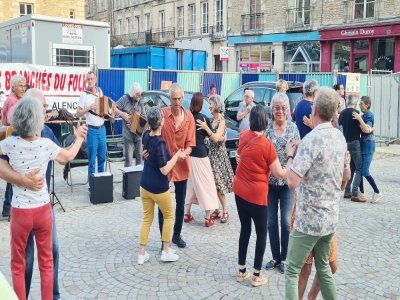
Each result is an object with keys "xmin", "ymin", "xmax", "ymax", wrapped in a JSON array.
[
  {"xmin": 121, "ymin": 165, "xmax": 143, "ymax": 200},
  {"xmin": 90, "ymin": 172, "xmax": 113, "ymax": 204}
]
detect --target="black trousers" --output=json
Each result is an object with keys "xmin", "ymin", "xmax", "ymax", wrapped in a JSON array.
[
  {"xmin": 159, "ymin": 180, "xmax": 187, "ymax": 237},
  {"xmin": 235, "ymin": 194, "xmax": 268, "ymax": 270}
]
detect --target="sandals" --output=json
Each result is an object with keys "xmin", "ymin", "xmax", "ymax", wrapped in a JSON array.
[
  {"xmin": 220, "ymin": 212, "xmax": 229, "ymax": 223},
  {"xmin": 211, "ymin": 210, "xmax": 220, "ymax": 219},
  {"xmin": 184, "ymin": 214, "xmax": 194, "ymax": 223},
  {"xmin": 204, "ymin": 217, "xmax": 214, "ymax": 227}
]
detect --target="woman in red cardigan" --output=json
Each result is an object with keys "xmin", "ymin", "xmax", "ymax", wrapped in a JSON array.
[{"xmin": 233, "ymin": 104, "xmax": 288, "ymax": 287}]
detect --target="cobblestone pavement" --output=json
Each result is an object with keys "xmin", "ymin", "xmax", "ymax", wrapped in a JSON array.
[{"xmin": 1, "ymin": 147, "xmax": 400, "ymax": 299}]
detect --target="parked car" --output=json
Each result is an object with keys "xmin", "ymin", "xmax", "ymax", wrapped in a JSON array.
[
  {"xmin": 140, "ymin": 90, "xmax": 240, "ymax": 172},
  {"xmin": 224, "ymin": 81, "xmax": 303, "ymax": 125}
]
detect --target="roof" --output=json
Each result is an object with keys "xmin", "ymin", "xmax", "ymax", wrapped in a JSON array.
[{"xmin": 0, "ymin": 14, "xmax": 109, "ymax": 29}]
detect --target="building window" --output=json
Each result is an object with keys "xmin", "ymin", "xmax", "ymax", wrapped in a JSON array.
[
  {"xmin": 126, "ymin": 18, "xmax": 130, "ymax": 34},
  {"xmin": 201, "ymin": 2, "xmax": 209, "ymax": 34},
  {"xmin": 239, "ymin": 44, "xmax": 273, "ymax": 73},
  {"xmin": 69, "ymin": 9, "xmax": 75, "ymax": 19},
  {"xmin": 145, "ymin": 13, "xmax": 151, "ymax": 31},
  {"xmin": 250, "ymin": 0, "xmax": 260, "ymax": 14},
  {"xmin": 135, "ymin": 16, "xmax": 140, "ymax": 34},
  {"xmin": 97, "ymin": 0, "xmax": 105, "ymax": 12},
  {"xmin": 215, "ymin": 0, "xmax": 223, "ymax": 32},
  {"xmin": 177, "ymin": 7, "xmax": 184, "ymax": 36},
  {"xmin": 159, "ymin": 11, "xmax": 165, "ymax": 34},
  {"xmin": 332, "ymin": 41, "xmax": 350, "ymax": 72},
  {"xmin": 354, "ymin": 0, "xmax": 375, "ymax": 19},
  {"xmin": 117, "ymin": 19, "xmax": 122, "ymax": 35},
  {"xmin": 189, "ymin": 4, "xmax": 196, "ymax": 36},
  {"xmin": 373, "ymin": 38, "xmax": 394, "ymax": 71},
  {"xmin": 296, "ymin": 0, "xmax": 310, "ymax": 25},
  {"xmin": 284, "ymin": 41, "xmax": 320, "ymax": 72},
  {"xmin": 20, "ymin": 3, "xmax": 34, "ymax": 16},
  {"xmin": 52, "ymin": 44, "xmax": 94, "ymax": 67}
]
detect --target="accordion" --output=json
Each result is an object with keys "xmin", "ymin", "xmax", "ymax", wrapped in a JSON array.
[
  {"xmin": 96, "ymin": 96, "xmax": 115, "ymax": 118},
  {"xmin": 0, "ymin": 126, "xmax": 13, "ymax": 141},
  {"xmin": 127, "ymin": 110, "xmax": 148, "ymax": 135}
]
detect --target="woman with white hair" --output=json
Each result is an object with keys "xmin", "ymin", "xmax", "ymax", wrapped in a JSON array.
[
  {"xmin": 196, "ymin": 95, "xmax": 234, "ymax": 223},
  {"xmin": 265, "ymin": 92, "xmax": 300, "ymax": 274},
  {"xmin": 0, "ymin": 96, "xmax": 87, "ymax": 299}
]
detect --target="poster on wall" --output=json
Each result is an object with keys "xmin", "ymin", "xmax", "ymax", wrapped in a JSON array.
[
  {"xmin": 240, "ymin": 62, "xmax": 272, "ymax": 73},
  {"xmin": 0, "ymin": 63, "xmax": 90, "ymax": 112},
  {"xmin": 220, "ymin": 47, "xmax": 229, "ymax": 62},
  {"xmin": 344, "ymin": 73, "xmax": 360, "ymax": 99},
  {"xmin": 62, "ymin": 23, "xmax": 83, "ymax": 45}
]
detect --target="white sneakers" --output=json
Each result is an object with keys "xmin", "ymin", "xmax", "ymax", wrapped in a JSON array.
[
  {"xmin": 137, "ymin": 249, "xmax": 179, "ymax": 265},
  {"xmin": 161, "ymin": 250, "xmax": 179, "ymax": 262},
  {"xmin": 137, "ymin": 252, "xmax": 150, "ymax": 265},
  {"xmin": 371, "ymin": 192, "xmax": 383, "ymax": 203}
]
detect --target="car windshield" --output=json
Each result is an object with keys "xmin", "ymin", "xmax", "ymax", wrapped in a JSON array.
[{"xmin": 183, "ymin": 94, "xmax": 213, "ymax": 118}]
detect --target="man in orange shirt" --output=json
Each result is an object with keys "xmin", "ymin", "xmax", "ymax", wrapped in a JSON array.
[{"xmin": 158, "ymin": 83, "xmax": 196, "ymax": 248}]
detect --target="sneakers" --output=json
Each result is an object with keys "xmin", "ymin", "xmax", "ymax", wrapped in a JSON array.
[
  {"xmin": 344, "ymin": 192, "xmax": 352, "ymax": 198},
  {"xmin": 172, "ymin": 235, "xmax": 187, "ymax": 248},
  {"xmin": 371, "ymin": 192, "xmax": 383, "ymax": 203},
  {"xmin": 265, "ymin": 259, "xmax": 281, "ymax": 270},
  {"xmin": 161, "ymin": 250, "xmax": 179, "ymax": 262},
  {"xmin": 137, "ymin": 252, "xmax": 149, "ymax": 265},
  {"xmin": 279, "ymin": 261, "xmax": 285, "ymax": 274},
  {"xmin": 236, "ymin": 270, "xmax": 251, "ymax": 282},
  {"xmin": 351, "ymin": 194, "xmax": 366, "ymax": 202},
  {"xmin": 251, "ymin": 275, "xmax": 268, "ymax": 287}
]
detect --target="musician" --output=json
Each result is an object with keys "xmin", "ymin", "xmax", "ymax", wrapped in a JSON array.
[
  {"xmin": 2, "ymin": 75, "xmax": 26, "ymax": 218},
  {"xmin": 114, "ymin": 82, "xmax": 146, "ymax": 167},
  {"xmin": 76, "ymin": 71, "xmax": 105, "ymax": 188},
  {"xmin": 0, "ymin": 88, "xmax": 62, "ymax": 299}
]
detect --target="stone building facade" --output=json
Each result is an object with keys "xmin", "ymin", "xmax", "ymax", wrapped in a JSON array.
[
  {"xmin": 0, "ymin": 0, "xmax": 84, "ymax": 23},
  {"xmin": 85, "ymin": 0, "xmax": 400, "ymax": 73}
]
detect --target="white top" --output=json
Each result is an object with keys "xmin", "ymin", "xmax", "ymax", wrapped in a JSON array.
[
  {"xmin": 0, "ymin": 136, "xmax": 61, "ymax": 209},
  {"xmin": 78, "ymin": 89, "xmax": 104, "ymax": 127}
]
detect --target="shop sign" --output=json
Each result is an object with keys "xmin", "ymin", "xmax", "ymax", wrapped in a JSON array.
[
  {"xmin": 220, "ymin": 47, "xmax": 229, "ymax": 62},
  {"xmin": 62, "ymin": 23, "xmax": 83, "ymax": 45},
  {"xmin": 340, "ymin": 29, "xmax": 375, "ymax": 37}
]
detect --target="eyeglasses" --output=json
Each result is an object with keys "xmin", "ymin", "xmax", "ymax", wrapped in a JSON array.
[{"xmin": 273, "ymin": 106, "xmax": 287, "ymax": 112}]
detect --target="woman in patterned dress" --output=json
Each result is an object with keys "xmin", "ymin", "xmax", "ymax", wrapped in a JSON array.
[
  {"xmin": 264, "ymin": 92, "xmax": 300, "ymax": 274},
  {"xmin": 196, "ymin": 95, "xmax": 234, "ymax": 223}
]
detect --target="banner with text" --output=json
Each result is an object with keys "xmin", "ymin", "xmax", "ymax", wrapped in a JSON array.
[{"xmin": 0, "ymin": 63, "xmax": 90, "ymax": 112}]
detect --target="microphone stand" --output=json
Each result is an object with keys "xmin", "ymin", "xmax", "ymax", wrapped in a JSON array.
[{"xmin": 50, "ymin": 161, "xmax": 65, "ymax": 212}]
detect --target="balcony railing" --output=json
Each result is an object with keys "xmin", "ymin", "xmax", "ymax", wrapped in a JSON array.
[
  {"xmin": 114, "ymin": 32, "xmax": 146, "ymax": 47},
  {"xmin": 285, "ymin": 7, "xmax": 312, "ymax": 31},
  {"xmin": 344, "ymin": 0, "xmax": 379, "ymax": 22},
  {"xmin": 210, "ymin": 25, "xmax": 225, "ymax": 41},
  {"xmin": 148, "ymin": 27, "xmax": 175, "ymax": 45},
  {"xmin": 241, "ymin": 13, "xmax": 264, "ymax": 35}
]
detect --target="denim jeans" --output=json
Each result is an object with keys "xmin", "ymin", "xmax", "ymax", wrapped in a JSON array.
[
  {"xmin": 158, "ymin": 180, "xmax": 187, "ymax": 237},
  {"xmin": 123, "ymin": 136, "xmax": 142, "ymax": 167},
  {"xmin": 25, "ymin": 205, "xmax": 60, "ymax": 300},
  {"xmin": 267, "ymin": 184, "xmax": 294, "ymax": 262},
  {"xmin": 87, "ymin": 126, "xmax": 106, "ymax": 179},
  {"xmin": 2, "ymin": 183, "xmax": 12, "ymax": 215},
  {"xmin": 345, "ymin": 140, "xmax": 362, "ymax": 196},
  {"xmin": 361, "ymin": 140, "xmax": 375, "ymax": 177}
]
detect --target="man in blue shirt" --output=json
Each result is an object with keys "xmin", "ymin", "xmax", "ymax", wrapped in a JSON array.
[
  {"xmin": 0, "ymin": 89, "xmax": 61, "ymax": 299},
  {"xmin": 293, "ymin": 80, "xmax": 319, "ymax": 139}
]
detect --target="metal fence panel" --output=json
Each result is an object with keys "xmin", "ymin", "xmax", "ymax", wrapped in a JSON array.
[
  {"xmin": 370, "ymin": 74, "xmax": 400, "ymax": 142},
  {"xmin": 98, "ymin": 69, "xmax": 125, "ymax": 100},
  {"xmin": 124, "ymin": 69, "xmax": 148, "ymax": 92},
  {"xmin": 151, "ymin": 70, "xmax": 178, "ymax": 90},
  {"xmin": 359, "ymin": 74, "xmax": 369, "ymax": 98},
  {"xmin": 177, "ymin": 71, "xmax": 201, "ymax": 93},
  {"xmin": 259, "ymin": 73, "xmax": 277, "ymax": 82},
  {"xmin": 202, "ymin": 72, "xmax": 223, "ymax": 96},
  {"xmin": 221, "ymin": 73, "xmax": 240, "ymax": 100},
  {"xmin": 305, "ymin": 73, "xmax": 334, "ymax": 87},
  {"xmin": 242, "ymin": 74, "xmax": 259, "ymax": 84}
]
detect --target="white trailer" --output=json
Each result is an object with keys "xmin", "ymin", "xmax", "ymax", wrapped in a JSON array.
[{"xmin": 0, "ymin": 14, "xmax": 110, "ymax": 68}]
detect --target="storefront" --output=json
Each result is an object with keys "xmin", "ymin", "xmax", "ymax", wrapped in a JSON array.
[
  {"xmin": 227, "ymin": 31, "xmax": 319, "ymax": 73},
  {"xmin": 319, "ymin": 22, "xmax": 400, "ymax": 73}
]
